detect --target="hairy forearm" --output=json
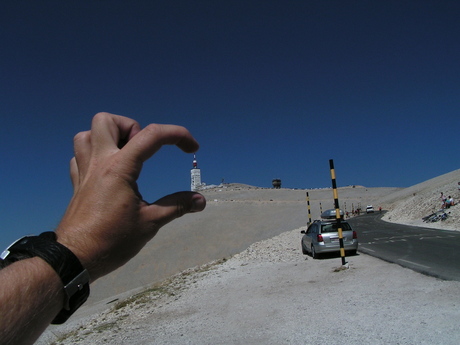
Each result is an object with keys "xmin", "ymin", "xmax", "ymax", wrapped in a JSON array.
[
  {"xmin": 0, "ymin": 257, "xmax": 64, "ymax": 345},
  {"xmin": 0, "ymin": 113, "xmax": 206, "ymax": 343}
]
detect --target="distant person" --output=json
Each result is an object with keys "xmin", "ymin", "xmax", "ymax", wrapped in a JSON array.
[
  {"xmin": 440, "ymin": 192, "xmax": 447, "ymax": 208},
  {"xmin": 0, "ymin": 113, "xmax": 207, "ymax": 345},
  {"xmin": 446, "ymin": 196, "xmax": 454, "ymax": 208}
]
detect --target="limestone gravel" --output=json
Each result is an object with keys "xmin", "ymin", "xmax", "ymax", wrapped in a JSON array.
[
  {"xmin": 40, "ymin": 226, "xmax": 460, "ymax": 345},
  {"xmin": 37, "ymin": 170, "xmax": 460, "ymax": 344}
]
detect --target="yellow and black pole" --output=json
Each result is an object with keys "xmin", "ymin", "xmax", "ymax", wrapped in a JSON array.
[
  {"xmin": 329, "ymin": 159, "xmax": 347, "ymax": 266},
  {"xmin": 306, "ymin": 192, "xmax": 312, "ymax": 225}
]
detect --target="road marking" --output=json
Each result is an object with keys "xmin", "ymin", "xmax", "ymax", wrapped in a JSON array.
[
  {"xmin": 419, "ymin": 235, "xmax": 455, "ymax": 240},
  {"xmin": 370, "ymin": 234, "xmax": 456, "ymax": 243},
  {"xmin": 360, "ymin": 246, "xmax": 375, "ymax": 252},
  {"xmin": 397, "ymin": 259, "xmax": 431, "ymax": 269}
]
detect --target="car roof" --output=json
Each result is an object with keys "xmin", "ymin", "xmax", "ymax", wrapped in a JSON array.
[{"xmin": 320, "ymin": 208, "xmax": 344, "ymax": 219}]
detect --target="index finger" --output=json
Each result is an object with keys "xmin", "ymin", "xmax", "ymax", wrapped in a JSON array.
[{"xmin": 121, "ymin": 123, "xmax": 199, "ymax": 164}]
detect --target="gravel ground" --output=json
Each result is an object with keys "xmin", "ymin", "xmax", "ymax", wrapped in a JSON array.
[
  {"xmin": 37, "ymin": 171, "xmax": 460, "ymax": 344},
  {"xmin": 39, "ymin": 226, "xmax": 460, "ymax": 345},
  {"xmin": 78, "ymin": 184, "xmax": 400, "ymax": 306}
]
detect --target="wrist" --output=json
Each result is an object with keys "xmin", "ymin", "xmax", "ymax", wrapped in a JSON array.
[
  {"xmin": 0, "ymin": 232, "xmax": 90, "ymax": 324},
  {"xmin": 54, "ymin": 229, "xmax": 100, "ymax": 282}
]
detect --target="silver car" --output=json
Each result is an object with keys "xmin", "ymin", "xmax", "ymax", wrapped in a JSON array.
[{"xmin": 301, "ymin": 220, "xmax": 358, "ymax": 259}]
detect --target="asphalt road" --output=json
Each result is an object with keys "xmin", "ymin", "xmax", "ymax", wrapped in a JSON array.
[{"xmin": 347, "ymin": 212, "xmax": 460, "ymax": 281}]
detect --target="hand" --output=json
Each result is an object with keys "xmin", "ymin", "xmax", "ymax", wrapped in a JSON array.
[{"xmin": 56, "ymin": 113, "xmax": 206, "ymax": 281}]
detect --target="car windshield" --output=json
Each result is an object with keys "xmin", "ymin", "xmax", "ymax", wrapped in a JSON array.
[{"xmin": 321, "ymin": 222, "xmax": 352, "ymax": 233}]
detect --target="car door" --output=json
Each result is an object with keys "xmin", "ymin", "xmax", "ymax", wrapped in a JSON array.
[{"xmin": 303, "ymin": 223, "xmax": 315, "ymax": 249}]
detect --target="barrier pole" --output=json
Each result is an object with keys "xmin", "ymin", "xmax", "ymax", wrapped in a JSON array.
[
  {"xmin": 329, "ymin": 159, "xmax": 347, "ymax": 266},
  {"xmin": 306, "ymin": 192, "xmax": 312, "ymax": 225}
]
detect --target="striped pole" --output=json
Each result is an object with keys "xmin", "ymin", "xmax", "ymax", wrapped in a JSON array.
[
  {"xmin": 306, "ymin": 192, "xmax": 312, "ymax": 225},
  {"xmin": 319, "ymin": 202, "xmax": 323, "ymax": 215},
  {"xmin": 329, "ymin": 159, "xmax": 347, "ymax": 266}
]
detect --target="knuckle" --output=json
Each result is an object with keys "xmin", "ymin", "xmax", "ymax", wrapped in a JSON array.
[
  {"xmin": 175, "ymin": 200, "xmax": 187, "ymax": 218},
  {"xmin": 93, "ymin": 112, "xmax": 110, "ymax": 120},
  {"xmin": 73, "ymin": 130, "xmax": 90, "ymax": 142},
  {"xmin": 91, "ymin": 112, "xmax": 112, "ymax": 127},
  {"xmin": 143, "ymin": 123, "xmax": 162, "ymax": 136}
]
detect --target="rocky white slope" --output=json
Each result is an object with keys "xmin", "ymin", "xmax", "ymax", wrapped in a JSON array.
[
  {"xmin": 38, "ymin": 170, "xmax": 460, "ymax": 344},
  {"xmin": 381, "ymin": 169, "xmax": 460, "ymax": 231},
  {"xmin": 40, "ymin": 227, "xmax": 460, "ymax": 345}
]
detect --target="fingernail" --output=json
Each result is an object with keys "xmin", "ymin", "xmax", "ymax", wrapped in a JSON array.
[{"xmin": 191, "ymin": 194, "xmax": 206, "ymax": 212}]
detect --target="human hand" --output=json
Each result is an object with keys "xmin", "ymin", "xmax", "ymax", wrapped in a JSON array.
[{"xmin": 56, "ymin": 113, "xmax": 206, "ymax": 281}]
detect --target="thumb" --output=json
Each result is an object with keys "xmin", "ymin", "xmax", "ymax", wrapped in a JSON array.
[{"xmin": 142, "ymin": 192, "xmax": 206, "ymax": 231}]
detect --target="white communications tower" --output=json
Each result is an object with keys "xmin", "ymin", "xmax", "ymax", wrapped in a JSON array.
[{"xmin": 191, "ymin": 154, "xmax": 202, "ymax": 191}]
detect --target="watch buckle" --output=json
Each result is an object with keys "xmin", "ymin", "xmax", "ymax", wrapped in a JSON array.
[{"xmin": 63, "ymin": 269, "xmax": 90, "ymax": 310}]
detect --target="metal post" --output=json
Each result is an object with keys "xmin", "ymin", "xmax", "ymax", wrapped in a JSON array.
[
  {"xmin": 329, "ymin": 159, "xmax": 347, "ymax": 266},
  {"xmin": 306, "ymin": 192, "xmax": 312, "ymax": 225}
]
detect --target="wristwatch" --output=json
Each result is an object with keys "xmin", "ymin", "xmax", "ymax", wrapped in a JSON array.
[{"xmin": 0, "ymin": 232, "xmax": 90, "ymax": 324}]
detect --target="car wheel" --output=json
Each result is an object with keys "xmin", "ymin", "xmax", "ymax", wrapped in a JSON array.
[
  {"xmin": 311, "ymin": 245, "xmax": 320, "ymax": 259},
  {"xmin": 301, "ymin": 241, "xmax": 308, "ymax": 255}
]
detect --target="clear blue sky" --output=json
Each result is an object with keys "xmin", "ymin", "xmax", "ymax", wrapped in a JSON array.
[{"xmin": 1, "ymin": 1, "xmax": 459, "ymax": 249}]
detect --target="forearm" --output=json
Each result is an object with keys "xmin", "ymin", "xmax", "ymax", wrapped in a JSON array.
[
  {"xmin": 0, "ymin": 113, "xmax": 206, "ymax": 344},
  {"xmin": 0, "ymin": 257, "xmax": 64, "ymax": 345}
]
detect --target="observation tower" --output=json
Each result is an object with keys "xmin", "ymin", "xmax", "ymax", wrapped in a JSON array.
[{"xmin": 191, "ymin": 154, "xmax": 202, "ymax": 191}]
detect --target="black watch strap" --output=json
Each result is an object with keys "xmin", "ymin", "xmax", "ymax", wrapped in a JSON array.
[{"xmin": 0, "ymin": 232, "xmax": 90, "ymax": 324}]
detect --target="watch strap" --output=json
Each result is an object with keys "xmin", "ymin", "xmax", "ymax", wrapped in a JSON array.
[{"xmin": 0, "ymin": 232, "xmax": 90, "ymax": 324}]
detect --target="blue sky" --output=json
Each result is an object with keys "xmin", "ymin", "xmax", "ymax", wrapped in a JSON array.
[{"xmin": 1, "ymin": 1, "xmax": 459, "ymax": 249}]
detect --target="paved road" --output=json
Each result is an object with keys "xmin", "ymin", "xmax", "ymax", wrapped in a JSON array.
[{"xmin": 347, "ymin": 212, "xmax": 460, "ymax": 281}]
